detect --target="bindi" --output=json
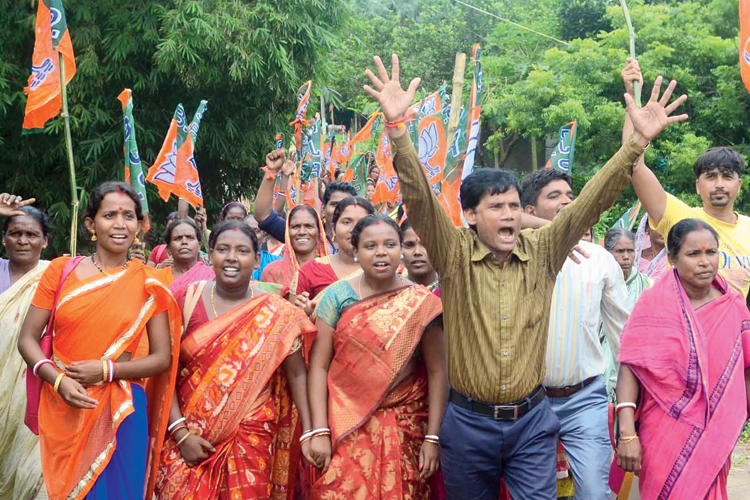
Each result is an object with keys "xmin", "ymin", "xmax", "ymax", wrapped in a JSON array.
[
  {"xmin": 232, "ymin": 227, "xmax": 240, "ymax": 231},
  {"xmin": 701, "ymin": 245, "xmax": 706, "ymax": 251}
]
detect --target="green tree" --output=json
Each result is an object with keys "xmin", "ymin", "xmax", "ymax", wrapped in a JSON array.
[{"xmin": 0, "ymin": 0, "xmax": 344, "ymax": 256}]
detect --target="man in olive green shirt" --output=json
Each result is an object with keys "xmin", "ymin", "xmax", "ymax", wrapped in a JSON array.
[{"xmin": 364, "ymin": 54, "xmax": 688, "ymax": 499}]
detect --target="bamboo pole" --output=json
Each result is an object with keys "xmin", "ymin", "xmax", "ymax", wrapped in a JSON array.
[
  {"xmin": 447, "ymin": 53, "xmax": 467, "ymax": 143},
  {"xmin": 59, "ymin": 53, "xmax": 79, "ymax": 256},
  {"xmin": 531, "ymin": 136, "xmax": 538, "ymax": 171},
  {"xmin": 620, "ymin": 0, "xmax": 642, "ymax": 107}
]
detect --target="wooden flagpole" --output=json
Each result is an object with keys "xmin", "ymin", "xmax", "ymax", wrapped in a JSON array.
[
  {"xmin": 59, "ymin": 53, "xmax": 79, "ymax": 256},
  {"xmin": 446, "ymin": 53, "xmax": 467, "ymax": 143}
]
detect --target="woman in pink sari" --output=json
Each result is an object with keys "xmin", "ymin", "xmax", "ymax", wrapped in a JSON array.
[
  {"xmin": 161, "ymin": 218, "xmax": 215, "ymax": 292},
  {"xmin": 616, "ymin": 218, "xmax": 750, "ymax": 500}
]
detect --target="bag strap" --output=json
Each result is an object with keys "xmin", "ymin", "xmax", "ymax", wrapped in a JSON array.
[
  {"xmin": 181, "ymin": 281, "xmax": 206, "ymax": 335},
  {"xmin": 42, "ymin": 256, "xmax": 86, "ymax": 341}
]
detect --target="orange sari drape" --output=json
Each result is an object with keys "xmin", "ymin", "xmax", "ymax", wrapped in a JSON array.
[
  {"xmin": 311, "ymin": 285, "xmax": 442, "ymax": 500},
  {"xmin": 39, "ymin": 260, "xmax": 181, "ymax": 500},
  {"xmin": 156, "ymin": 292, "xmax": 316, "ymax": 500}
]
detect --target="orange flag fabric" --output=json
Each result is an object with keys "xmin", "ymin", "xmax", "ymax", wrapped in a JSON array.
[
  {"xmin": 741, "ymin": 0, "xmax": 750, "ymax": 93},
  {"xmin": 23, "ymin": 0, "xmax": 76, "ymax": 132},
  {"xmin": 146, "ymin": 102, "xmax": 207, "ymax": 208}
]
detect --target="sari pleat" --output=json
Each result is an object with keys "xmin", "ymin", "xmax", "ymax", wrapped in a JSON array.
[
  {"xmin": 156, "ymin": 292, "xmax": 316, "ymax": 500},
  {"xmin": 0, "ymin": 261, "xmax": 49, "ymax": 500},
  {"xmin": 311, "ymin": 285, "xmax": 442, "ymax": 500}
]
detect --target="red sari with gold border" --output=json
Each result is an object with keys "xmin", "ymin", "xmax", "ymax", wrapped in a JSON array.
[
  {"xmin": 310, "ymin": 285, "xmax": 442, "ymax": 500},
  {"xmin": 156, "ymin": 290, "xmax": 316, "ymax": 500}
]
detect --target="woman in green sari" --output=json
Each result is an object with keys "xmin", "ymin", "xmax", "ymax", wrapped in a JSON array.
[{"xmin": 0, "ymin": 203, "xmax": 51, "ymax": 500}]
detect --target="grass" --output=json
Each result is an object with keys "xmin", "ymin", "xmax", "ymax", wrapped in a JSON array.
[{"xmin": 742, "ymin": 422, "xmax": 750, "ymax": 444}]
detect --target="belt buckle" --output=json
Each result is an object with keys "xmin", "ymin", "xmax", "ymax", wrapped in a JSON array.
[{"xmin": 493, "ymin": 404, "xmax": 519, "ymax": 420}]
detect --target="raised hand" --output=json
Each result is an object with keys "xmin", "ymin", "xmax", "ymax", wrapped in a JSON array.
[
  {"xmin": 281, "ymin": 158, "xmax": 296, "ymax": 177},
  {"xmin": 626, "ymin": 76, "xmax": 688, "ymax": 145},
  {"xmin": 364, "ymin": 54, "xmax": 421, "ymax": 122},
  {"xmin": 265, "ymin": 149, "xmax": 286, "ymax": 174},
  {"xmin": 0, "ymin": 193, "xmax": 35, "ymax": 217},
  {"xmin": 621, "ymin": 58, "xmax": 643, "ymax": 98}
]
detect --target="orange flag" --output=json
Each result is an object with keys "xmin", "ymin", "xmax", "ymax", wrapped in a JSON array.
[
  {"xmin": 741, "ymin": 0, "xmax": 750, "ymax": 93},
  {"xmin": 146, "ymin": 102, "xmax": 207, "ymax": 208},
  {"xmin": 23, "ymin": 0, "xmax": 76, "ymax": 132}
]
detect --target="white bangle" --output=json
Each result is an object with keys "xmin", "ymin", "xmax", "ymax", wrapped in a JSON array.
[
  {"xmin": 616, "ymin": 402, "xmax": 637, "ymax": 412},
  {"xmin": 33, "ymin": 359, "xmax": 53, "ymax": 377},
  {"xmin": 168, "ymin": 417, "xmax": 187, "ymax": 432},
  {"xmin": 299, "ymin": 431, "xmax": 314, "ymax": 443},
  {"xmin": 108, "ymin": 360, "xmax": 114, "ymax": 382},
  {"xmin": 425, "ymin": 434, "xmax": 440, "ymax": 441}
]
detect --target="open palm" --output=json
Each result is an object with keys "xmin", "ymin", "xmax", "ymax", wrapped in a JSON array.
[
  {"xmin": 626, "ymin": 76, "xmax": 688, "ymax": 142},
  {"xmin": 364, "ymin": 55, "xmax": 421, "ymax": 122}
]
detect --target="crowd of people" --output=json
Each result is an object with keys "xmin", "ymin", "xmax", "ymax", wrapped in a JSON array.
[{"xmin": 0, "ymin": 54, "xmax": 749, "ymax": 500}]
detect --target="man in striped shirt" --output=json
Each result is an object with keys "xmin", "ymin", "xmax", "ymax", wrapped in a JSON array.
[
  {"xmin": 363, "ymin": 54, "xmax": 687, "ymax": 500},
  {"xmin": 522, "ymin": 168, "xmax": 630, "ymax": 499}
]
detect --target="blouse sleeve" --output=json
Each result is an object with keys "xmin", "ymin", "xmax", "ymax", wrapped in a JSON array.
[
  {"xmin": 313, "ymin": 281, "xmax": 359, "ymax": 328},
  {"xmin": 31, "ymin": 257, "xmax": 68, "ymax": 310}
]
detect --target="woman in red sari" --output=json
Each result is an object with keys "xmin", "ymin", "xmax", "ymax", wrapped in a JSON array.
[
  {"xmin": 308, "ymin": 214, "xmax": 447, "ymax": 499},
  {"xmin": 616, "ymin": 218, "xmax": 750, "ymax": 500},
  {"xmin": 18, "ymin": 182, "xmax": 181, "ymax": 500},
  {"xmin": 156, "ymin": 221, "xmax": 317, "ymax": 500},
  {"xmin": 261, "ymin": 205, "xmax": 328, "ymax": 296},
  {"xmin": 293, "ymin": 196, "xmax": 374, "ymax": 315}
]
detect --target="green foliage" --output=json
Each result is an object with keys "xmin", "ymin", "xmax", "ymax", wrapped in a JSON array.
[
  {"xmin": 481, "ymin": 0, "xmax": 750, "ymax": 220},
  {"xmin": 0, "ymin": 0, "xmax": 344, "ymax": 256}
]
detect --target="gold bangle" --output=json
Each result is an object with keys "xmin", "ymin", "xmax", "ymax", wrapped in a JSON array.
[
  {"xmin": 619, "ymin": 435, "xmax": 639, "ymax": 444},
  {"xmin": 53, "ymin": 373, "xmax": 66, "ymax": 394},
  {"xmin": 175, "ymin": 431, "xmax": 192, "ymax": 448},
  {"xmin": 102, "ymin": 360, "xmax": 108, "ymax": 383}
]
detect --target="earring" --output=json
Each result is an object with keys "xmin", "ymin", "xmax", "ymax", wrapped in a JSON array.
[
  {"xmin": 401, "ymin": 254, "xmax": 405, "ymax": 259},
  {"xmin": 134, "ymin": 236, "xmax": 140, "ymax": 244},
  {"xmin": 354, "ymin": 256, "xmax": 358, "ymax": 262},
  {"xmin": 91, "ymin": 232, "xmax": 97, "ymax": 242}
]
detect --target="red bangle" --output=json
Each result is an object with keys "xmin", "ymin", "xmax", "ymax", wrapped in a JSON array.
[{"xmin": 385, "ymin": 116, "xmax": 414, "ymax": 129}]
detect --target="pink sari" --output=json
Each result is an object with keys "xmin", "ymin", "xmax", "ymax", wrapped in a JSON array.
[
  {"xmin": 168, "ymin": 261, "xmax": 215, "ymax": 293},
  {"xmin": 618, "ymin": 269, "xmax": 750, "ymax": 500}
]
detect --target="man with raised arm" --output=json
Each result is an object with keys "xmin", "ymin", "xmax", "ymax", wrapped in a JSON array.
[
  {"xmin": 363, "ymin": 54, "xmax": 688, "ymax": 500},
  {"xmin": 622, "ymin": 58, "xmax": 750, "ymax": 297}
]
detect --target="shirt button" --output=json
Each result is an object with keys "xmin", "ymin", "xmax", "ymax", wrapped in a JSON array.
[
  {"xmin": 501, "ymin": 385, "xmax": 507, "ymax": 391},
  {"xmin": 502, "ymin": 315, "xmax": 508, "ymax": 320},
  {"xmin": 503, "ymin": 351, "xmax": 509, "ymax": 356}
]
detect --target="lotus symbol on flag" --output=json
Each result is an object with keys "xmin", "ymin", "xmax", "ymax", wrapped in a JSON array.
[
  {"xmin": 419, "ymin": 123, "xmax": 439, "ymax": 165},
  {"xmin": 421, "ymin": 96, "xmax": 437, "ymax": 117}
]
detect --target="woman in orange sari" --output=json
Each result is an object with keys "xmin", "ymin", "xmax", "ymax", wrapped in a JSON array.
[
  {"xmin": 308, "ymin": 214, "xmax": 447, "ymax": 499},
  {"xmin": 18, "ymin": 182, "xmax": 181, "ymax": 500},
  {"xmin": 261, "ymin": 204, "xmax": 329, "ymax": 296},
  {"xmin": 293, "ymin": 197, "xmax": 374, "ymax": 315},
  {"xmin": 156, "ymin": 221, "xmax": 317, "ymax": 500}
]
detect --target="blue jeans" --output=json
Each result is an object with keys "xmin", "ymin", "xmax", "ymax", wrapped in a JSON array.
[
  {"xmin": 440, "ymin": 396, "xmax": 560, "ymax": 500},
  {"xmin": 548, "ymin": 377, "xmax": 611, "ymax": 500}
]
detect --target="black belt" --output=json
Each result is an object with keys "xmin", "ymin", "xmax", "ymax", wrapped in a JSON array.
[
  {"xmin": 449, "ymin": 386, "xmax": 546, "ymax": 421},
  {"xmin": 544, "ymin": 376, "xmax": 598, "ymax": 398}
]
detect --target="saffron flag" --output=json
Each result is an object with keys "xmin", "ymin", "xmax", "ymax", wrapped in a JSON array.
[
  {"xmin": 611, "ymin": 200, "xmax": 642, "ymax": 231},
  {"xmin": 741, "ymin": 0, "xmax": 750, "ymax": 93},
  {"xmin": 117, "ymin": 89, "xmax": 150, "ymax": 233},
  {"xmin": 545, "ymin": 121, "xmax": 578, "ymax": 173},
  {"xmin": 373, "ymin": 128, "xmax": 400, "ymax": 206},
  {"xmin": 23, "ymin": 0, "xmax": 77, "ymax": 132},
  {"xmin": 146, "ymin": 101, "xmax": 207, "ymax": 208}
]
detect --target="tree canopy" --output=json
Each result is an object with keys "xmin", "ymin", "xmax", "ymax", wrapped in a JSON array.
[{"xmin": 1, "ymin": 0, "xmax": 748, "ymax": 253}]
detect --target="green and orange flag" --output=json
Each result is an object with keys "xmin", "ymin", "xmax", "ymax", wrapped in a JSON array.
[
  {"xmin": 117, "ymin": 89, "xmax": 150, "ymax": 233},
  {"xmin": 23, "ymin": 0, "xmax": 76, "ymax": 132},
  {"xmin": 146, "ymin": 101, "xmax": 208, "ymax": 208},
  {"xmin": 545, "ymin": 121, "xmax": 578, "ymax": 173},
  {"xmin": 741, "ymin": 0, "xmax": 750, "ymax": 93}
]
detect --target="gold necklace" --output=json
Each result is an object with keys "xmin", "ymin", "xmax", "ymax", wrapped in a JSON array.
[
  {"xmin": 211, "ymin": 281, "xmax": 254, "ymax": 316},
  {"xmin": 91, "ymin": 253, "xmax": 127, "ymax": 274}
]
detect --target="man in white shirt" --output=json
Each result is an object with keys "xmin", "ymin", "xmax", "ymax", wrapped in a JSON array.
[{"xmin": 522, "ymin": 168, "xmax": 630, "ymax": 499}]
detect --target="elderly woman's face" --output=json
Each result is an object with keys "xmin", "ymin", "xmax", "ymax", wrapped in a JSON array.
[
  {"xmin": 669, "ymin": 229, "xmax": 719, "ymax": 290},
  {"xmin": 609, "ymin": 236, "xmax": 635, "ymax": 279}
]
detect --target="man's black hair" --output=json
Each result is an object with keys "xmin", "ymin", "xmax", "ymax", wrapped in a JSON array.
[
  {"xmin": 322, "ymin": 181, "xmax": 358, "ymax": 207},
  {"xmin": 459, "ymin": 169, "xmax": 522, "ymax": 211},
  {"xmin": 693, "ymin": 147, "xmax": 745, "ymax": 179}
]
